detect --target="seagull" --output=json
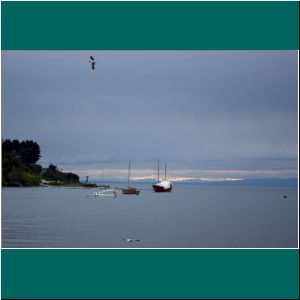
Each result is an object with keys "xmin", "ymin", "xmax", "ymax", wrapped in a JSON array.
[
  {"xmin": 89, "ymin": 56, "xmax": 96, "ymax": 70},
  {"xmin": 123, "ymin": 238, "xmax": 140, "ymax": 243}
]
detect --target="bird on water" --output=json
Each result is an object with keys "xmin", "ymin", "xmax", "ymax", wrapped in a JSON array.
[{"xmin": 123, "ymin": 238, "xmax": 140, "ymax": 243}]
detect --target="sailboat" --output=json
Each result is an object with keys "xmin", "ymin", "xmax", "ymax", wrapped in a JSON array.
[
  {"xmin": 152, "ymin": 160, "xmax": 172, "ymax": 192},
  {"xmin": 122, "ymin": 161, "xmax": 140, "ymax": 195}
]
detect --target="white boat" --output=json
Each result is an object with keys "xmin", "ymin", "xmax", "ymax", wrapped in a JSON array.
[{"xmin": 92, "ymin": 189, "xmax": 117, "ymax": 197}]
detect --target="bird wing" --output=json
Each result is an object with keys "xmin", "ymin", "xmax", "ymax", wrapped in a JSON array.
[
  {"xmin": 90, "ymin": 56, "xmax": 95, "ymax": 61},
  {"xmin": 92, "ymin": 62, "xmax": 95, "ymax": 70}
]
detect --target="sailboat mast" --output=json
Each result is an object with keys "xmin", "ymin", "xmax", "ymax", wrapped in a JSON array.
[
  {"xmin": 158, "ymin": 159, "xmax": 160, "ymax": 182},
  {"xmin": 165, "ymin": 164, "xmax": 167, "ymax": 181},
  {"xmin": 128, "ymin": 161, "xmax": 131, "ymax": 187}
]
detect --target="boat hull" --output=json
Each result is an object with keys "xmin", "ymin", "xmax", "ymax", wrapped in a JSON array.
[
  {"xmin": 122, "ymin": 187, "xmax": 140, "ymax": 195},
  {"xmin": 152, "ymin": 184, "xmax": 172, "ymax": 192}
]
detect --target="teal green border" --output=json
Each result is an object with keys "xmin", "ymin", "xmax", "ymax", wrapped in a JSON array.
[
  {"xmin": 1, "ymin": 1, "xmax": 299, "ymax": 299},
  {"xmin": 2, "ymin": 249, "xmax": 299, "ymax": 299},
  {"xmin": 1, "ymin": 1, "xmax": 299, "ymax": 50}
]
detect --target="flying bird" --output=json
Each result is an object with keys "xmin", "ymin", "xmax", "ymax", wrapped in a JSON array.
[{"xmin": 89, "ymin": 56, "xmax": 96, "ymax": 70}]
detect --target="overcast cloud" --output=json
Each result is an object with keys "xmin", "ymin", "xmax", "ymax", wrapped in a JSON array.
[{"xmin": 2, "ymin": 51, "xmax": 298, "ymax": 180}]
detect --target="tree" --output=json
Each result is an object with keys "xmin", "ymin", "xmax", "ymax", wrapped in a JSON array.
[
  {"xmin": 48, "ymin": 164, "xmax": 57, "ymax": 171},
  {"xmin": 2, "ymin": 139, "xmax": 41, "ymax": 164}
]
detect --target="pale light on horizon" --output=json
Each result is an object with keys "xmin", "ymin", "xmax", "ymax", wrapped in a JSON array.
[{"xmin": 64, "ymin": 167, "xmax": 298, "ymax": 182}]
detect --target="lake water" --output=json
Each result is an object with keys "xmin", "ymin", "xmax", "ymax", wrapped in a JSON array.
[{"xmin": 2, "ymin": 184, "xmax": 298, "ymax": 248}]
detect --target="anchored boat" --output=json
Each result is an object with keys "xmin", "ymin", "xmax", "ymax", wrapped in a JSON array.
[
  {"xmin": 93, "ymin": 189, "xmax": 117, "ymax": 197},
  {"xmin": 122, "ymin": 161, "xmax": 140, "ymax": 195},
  {"xmin": 152, "ymin": 160, "xmax": 172, "ymax": 192}
]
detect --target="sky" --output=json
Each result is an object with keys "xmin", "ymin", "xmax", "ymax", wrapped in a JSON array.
[{"xmin": 2, "ymin": 51, "xmax": 298, "ymax": 181}]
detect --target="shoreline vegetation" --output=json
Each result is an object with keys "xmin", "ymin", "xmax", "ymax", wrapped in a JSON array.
[{"xmin": 2, "ymin": 139, "xmax": 102, "ymax": 188}]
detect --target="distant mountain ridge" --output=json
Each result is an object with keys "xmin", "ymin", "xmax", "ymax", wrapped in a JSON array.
[
  {"xmin": 94, "ymin": 178, "xmax": 298, "ymax": 187},
  {"xmin": 170, "ymin": 178, "xmax": 298, "ymax": 187}
]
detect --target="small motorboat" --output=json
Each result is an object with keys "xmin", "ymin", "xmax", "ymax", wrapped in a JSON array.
[{"xmin": 92, "ymin": 189, "xmax": 117, "ymax": 197}]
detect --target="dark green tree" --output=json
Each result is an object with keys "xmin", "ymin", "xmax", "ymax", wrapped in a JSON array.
[
  {"xmin": 48, "ymin": 164, "xmax": 57, "ymax": 171},
  {"xmin": 2, "ymin": 139, "xmax": 41, "ymax": 163}
]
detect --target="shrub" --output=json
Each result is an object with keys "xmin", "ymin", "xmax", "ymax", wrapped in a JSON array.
[{"xmin": 20, "ymin": 172, "xmax": 40, "ymax": 186}]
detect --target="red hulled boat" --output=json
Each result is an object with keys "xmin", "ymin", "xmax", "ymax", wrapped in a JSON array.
[{"xmin": 152, "ymin": 160, "xmax": 172, "ymax": 192}]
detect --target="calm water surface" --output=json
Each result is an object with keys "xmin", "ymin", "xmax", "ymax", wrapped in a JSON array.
[{"xmin": 2, "ymin": 184, "xmax": 298, "ymax": 248}]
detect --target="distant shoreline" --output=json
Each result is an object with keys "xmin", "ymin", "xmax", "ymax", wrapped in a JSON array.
[
  {"xmin": 85, "ymin": 178, "xmax": 298, "ymax": 188},
  {"xmin": 2, "ymin": 178, "xmax": 297, "ymax": 189}
]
